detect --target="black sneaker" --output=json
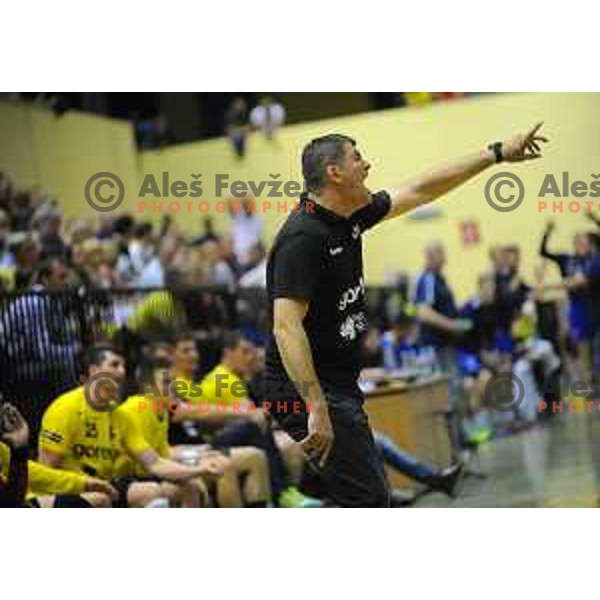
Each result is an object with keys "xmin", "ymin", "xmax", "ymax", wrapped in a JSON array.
[{"xmin": 429, "ymin": 461, "xmax": 466, "ymax": 498}]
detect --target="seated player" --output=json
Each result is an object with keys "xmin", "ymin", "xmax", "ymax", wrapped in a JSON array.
[
  {"xmin": 1, "ymin": 403, "xmax": 116, "ymax": 508},
  {"xmin": 170, "ymin": 331, "xmax": 321, "ymax": 507},
  {"xmin": 38, "ymin": 344, "xmax": 224, "ymax": 508},
  {"xmin": 119, "ymin": 357, "xmax": 271, "ymax": 508}
]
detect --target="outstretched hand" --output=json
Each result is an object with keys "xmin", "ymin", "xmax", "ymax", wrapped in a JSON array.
[{"xmin": 502, "ymin": 122, "xmax": 548, "ymax": 162}]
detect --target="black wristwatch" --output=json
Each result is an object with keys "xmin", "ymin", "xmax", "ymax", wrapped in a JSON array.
[{"xmin": 488, "ymin": 141, "xmax": 504, "ymax": 163}]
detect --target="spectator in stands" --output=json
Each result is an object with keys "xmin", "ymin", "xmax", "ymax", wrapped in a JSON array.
[
  {"xmin": 239, "ymin": 243, "xmax": 267, "ymax": 288},
  {"xmin": 112, "ymin": 214, "xmax": 137, "ymax": 282},
  {"xmin": 226, "ymin": 95, "xmax": 250, "ymax": 158},
  {"xmin": 9, "ymin": 190, "xmax": 35, "ymax": 232},
  {"xmin": 10, "ymin": 232, "xmax": 40, "ymax": 290},
  {"xmin": 33, "ymin": 200, "xmax": 68, "ymax": 259},
  {"xmin": 0, "ymin": 209, "xmax": 15, "ymax": 291},
  {"xmin": 197, "ymin": 239, "xmax": 236, "ymax": 287},
  {"xmin": 129, "ymin": 222, "xmax": 155, "ymax": 274},
  {"xmin": 39, "ymin": 344, "xmax": 224, "ymax": 507},
  {"xmin": 0, "ymin": 209, "xmax": 15, "ymax": 268},
  {"xmin": 191, "ymin": 217, "xmax": 220, "ymax": 247},
  {"xmin": 135, "ymin": 235, "xmax": 179, "ymax": 288},
  {"xmin": 229, "ymin": 195, "xmax": 264, "ymax": 269},
  {"xmin": 249, "ymin": 94, "xmax": 286, "ymax": 139}
]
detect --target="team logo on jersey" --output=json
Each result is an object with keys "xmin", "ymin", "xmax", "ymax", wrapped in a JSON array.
[
  {"xmin": 338, "ymin": 278, "xmax": 365, "ymax": 311},
  {"xmin": 339, "ymin": 312, "xmax": 368, "ymax": 341},
  {"xmin": 72, "ymin": 444, "xmax": 120, "ymax": 462}
]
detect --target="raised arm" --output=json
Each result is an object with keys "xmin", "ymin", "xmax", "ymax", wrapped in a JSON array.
[{"xmin": 384, "ymin": 123, "xmax": 548, "ymax": 220}]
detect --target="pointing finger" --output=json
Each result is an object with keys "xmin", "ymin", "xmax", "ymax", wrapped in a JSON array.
[{"xmin": 528, "ymin": 122, "xmax": 544, "ymax": 138}]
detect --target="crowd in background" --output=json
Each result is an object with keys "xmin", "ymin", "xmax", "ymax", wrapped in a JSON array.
[
  {"xmin": 3, "ymin": 169, "xmax": 600, "ymax": 507},
  {"xmin": 0, "ymin": 171, "xmax": 267, "ymax": 293}
]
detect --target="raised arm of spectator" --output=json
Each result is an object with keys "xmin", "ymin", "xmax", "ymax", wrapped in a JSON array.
[{"xmin": 539, "ymin": 221, "xmax": 570, "ymax": 274}]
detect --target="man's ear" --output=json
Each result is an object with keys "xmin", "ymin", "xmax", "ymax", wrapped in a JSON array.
[{"xmin": 325, "ymin": 163, "xmax": 342, "ymax": 185}]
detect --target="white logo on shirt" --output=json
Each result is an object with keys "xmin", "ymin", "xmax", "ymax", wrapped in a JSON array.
[
  {"xmin": 329, "ymin": 246, "xmax": 344, "ymax": 256},
  {"xmin": 338, "ymin": 278, "xmax": 364, "ymax": 311},
  {"xmin": 339, "ymin": 312, "xmax": 368, "ymax": 341},
  {"xmin": 352, "ymin": 225, "xmax": 361, "ymax": 239}
]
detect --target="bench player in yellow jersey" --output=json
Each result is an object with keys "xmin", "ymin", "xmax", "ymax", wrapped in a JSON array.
[
  {"xmin": 118, "ymin": 356, "xmax": 271, "ymax": 507},
  {"xmin": 39, "ymin": 345, "xmax": 224, "ymax": 507},
  {"xmin": 170, "ymin": 331, "xmax": 320, "ymax": 507}
]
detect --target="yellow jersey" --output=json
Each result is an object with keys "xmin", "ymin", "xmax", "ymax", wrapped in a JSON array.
[
  {"xmin": 197, "ymin": 364, "xmax": 249, "ymax": 407},
  {"xmin": 170, "ymin": 374, "xmax": 204, "ymax": 405},
  {"xmin": 0, "ymin": 442, "xmax": 88, "ymax": 498},
  {"xmin": 39, "ymin": 385, "xmax": 153, "ymax": 480},
  {"xmin": 114, "ymin": 394, "xmax": 171, "ymax": 477}
]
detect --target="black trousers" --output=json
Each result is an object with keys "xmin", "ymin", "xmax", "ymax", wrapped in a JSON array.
[{"xmin": 267, "ymin": 382, "xmax": 390, "ymax": 508}]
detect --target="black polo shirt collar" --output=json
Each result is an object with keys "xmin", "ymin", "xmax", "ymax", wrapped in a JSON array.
[{"xmin": 300, "ymin": 192, "xmax": 349, "ymax": 226}]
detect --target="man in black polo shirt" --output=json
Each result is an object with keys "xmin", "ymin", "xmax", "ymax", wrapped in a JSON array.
[{"xmin": 266, "ymin": 125, "xmax": 548, "ymax": 507}]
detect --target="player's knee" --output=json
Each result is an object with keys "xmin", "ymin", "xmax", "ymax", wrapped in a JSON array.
[
  {"xmin": 127, "ymin": 481, "xmax": 163, "ymax": 507},
  {"xmin": 159, "ymin": 481, "xmax": 182, "ymax": 502}
]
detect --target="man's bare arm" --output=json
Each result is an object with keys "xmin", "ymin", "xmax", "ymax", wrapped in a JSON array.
[
  {"xmin": 273, "ymin": 297, "xmax": 333, "ymax": 466},
  {"xmin": 273, "ymin": 298, "xmax": 325, "ymax": 405},
  {"xmin": 136, "ymin": 450, "xmax": 223, "ymax": 483},
  {"xmin": 384, "ymin": 123, "xmax": 547, "ymax": 220}
]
